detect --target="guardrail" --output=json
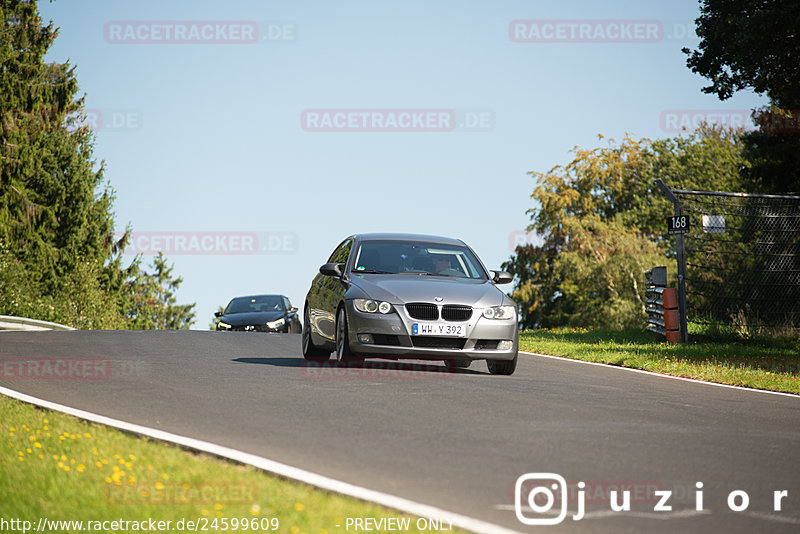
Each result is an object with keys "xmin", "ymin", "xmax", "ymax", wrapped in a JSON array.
[{"xmin": 0, "ymin": 315, "xmax": 76, "ymax": 332}]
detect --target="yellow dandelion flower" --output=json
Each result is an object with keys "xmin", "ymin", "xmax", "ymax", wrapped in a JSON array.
[
  {"xmin": 155, "ymin": 482, "xmax": 164, "ymax": 490},
  {"xmin": 214, "ymin": 503, "xmax": 223, "ymax": 511},
  {"xmin": 61, "ymin": 455, "xmax": 67, "ymax": 461},
  {"xmin": 201, "ymin": 510, "xmax": 209, "ymax": 517},
  {"xmin": 128, "ymin": 454, "xmax": 136, "ymax": 460},
  {"xmin": 44, "ymin": 419, "xmax": 48, "ymax": 424},
  {"xmin": 77, "ymin": 464, "xmax": 85, "ymax": 472},
  {"xmin": 63, "ymin": 466, "xmax": 70, "ymax": 472},
  {"xmin": 250, "ymin": 504, "xmax": 261, "ymax": 516},
  {"xmin": 34, "ymin": 442, "xmax": 41, "ymax": 448},
  {"xmin": 294, "ymin": 502, "xmax": 305, "ymax": 512},
  {"xmin": 161, "ymin": 473, "xmax": 169, "ymax": 480},
  {"xmin": 105, "ymin": 477, "xmax": 112, "ymax": 483},
  {"xmin": 84, "ymin": 433, "xmax": 91, "ymax": 438},
  {"xmin": 291, "ymin": 526, "xmax": 300, "ymax": 534},
  {"xmin": 96, "ymin": 461, "xmax": 103, "ymax": 468},
  {"xmin": 125, "ymin": 461, "xmax": 132, "ymax": 470},
  {"xmin": 26, "ymin": 448, "xmax": 32, "ymax": 454},
  {"xmin": 102, "ymin": 459, "xmax": 108, "ymax": 465}
]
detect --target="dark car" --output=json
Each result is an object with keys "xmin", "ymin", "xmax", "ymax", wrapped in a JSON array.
[
  {"xmin": 215, "ymin": 294, "xmax": 301, "ymax": 333},
  {"xmin": 302, "ymin": 233, "xmax": 518, "ymax": 375}
]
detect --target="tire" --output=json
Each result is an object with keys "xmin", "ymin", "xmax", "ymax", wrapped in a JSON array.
[
  {"xmin": 444, "ymin": 358, "xmax": 471, "ymax": 370},
  {"xmin": 487, "ymin": 352, "xmax": 517, "ymax": 375},
  {"xmin": 302, "ymin": 308, "xmax": 330, "ymax": 362},
  {"xmin": 335, "ymin": 306, "xmax": 361, "ymax": 365}
]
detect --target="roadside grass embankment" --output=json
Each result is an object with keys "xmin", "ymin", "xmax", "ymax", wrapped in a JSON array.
[
  {"xmin": 0, "ymin": 395, "xmax": 468, "ymax": 534},
  {"xmin": 519, "ymin": 326, "xmax": 800, "ymax": 394}
]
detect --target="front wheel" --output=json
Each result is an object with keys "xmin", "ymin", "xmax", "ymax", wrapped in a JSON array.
[
  {"xmin": 335, "ymin": 306, "xmax": 361, "ymax": 365},
  {"xmin": 444, "ymin": 358, "xmax": 471, "ymax": 370},
  {"xmin": 487, "ymin": 352, "xmax": 517, "ymax": 375},
  {"xmin": 302, "ymin": 308, "xmax": 330, "ymax": 362}
]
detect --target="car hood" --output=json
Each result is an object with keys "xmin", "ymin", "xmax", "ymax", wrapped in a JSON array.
[
  {"xmin": 219, "ymin": 311, "xmax": 284, "ymax": 326},
  {"xmin": 349, "ymin": 275, "xmax": 508, "ymax": 306}
]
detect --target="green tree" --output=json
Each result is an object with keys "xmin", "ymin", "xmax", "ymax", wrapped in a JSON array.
[
  {"xmin": 505, "ymin": 128, "xmax": 748, "ymax": 329},
  {"xmin": 0, "ymin": 0, "xmax": 195, "ymax": 329},
  {"xmin": 122, "ymin": 253, "xmax": 196, "ymax": 330},
  {"xmin": 683, "ymin": 0, "xmax": 800, "ymax": 192}
]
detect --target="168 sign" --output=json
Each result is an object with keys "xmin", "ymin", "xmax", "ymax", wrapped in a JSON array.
[{"xmin": 667, "ymin": 215, "xmax": 690, "ymax": 234}]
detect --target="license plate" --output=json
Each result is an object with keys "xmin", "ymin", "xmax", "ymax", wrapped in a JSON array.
[{"xmin": 412, "ymin": 323, "xmax": 464, "ymax": 336}]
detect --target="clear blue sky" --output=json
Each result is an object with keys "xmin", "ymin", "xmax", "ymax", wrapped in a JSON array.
[{"xmin": 40, "ymin": 0, "xmax": 766, "ymax": 328}]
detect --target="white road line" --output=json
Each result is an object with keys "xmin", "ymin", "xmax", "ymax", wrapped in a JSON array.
[
  {"xmin": 744, "ymin": 511, "xmax": 800, "ymax": 525},
  {"xmin": 495, "ymin": 504, "xmax": 711, "ymax": 521},
  {"xmin": 521, "ymin": 351, "xmax": 799, "ymax": 399},
  {"xmin": 0, "ymin": 385, "xmax": 522, "ymax": 534}
]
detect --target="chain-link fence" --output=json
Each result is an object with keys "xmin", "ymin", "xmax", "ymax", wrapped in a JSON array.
[{"xmin": 658, "ymin": 182, "xmax": 800, "ymax": 333}]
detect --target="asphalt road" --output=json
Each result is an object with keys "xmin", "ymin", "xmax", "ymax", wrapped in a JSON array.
[{"xmin": 1, "ymin": 330, "xmax": 799, "ymax": 533}]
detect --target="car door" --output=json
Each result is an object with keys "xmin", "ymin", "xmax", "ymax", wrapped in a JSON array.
[{"xmin": 307, "ymin": 238, "xmax": 353, "ymax": 344}]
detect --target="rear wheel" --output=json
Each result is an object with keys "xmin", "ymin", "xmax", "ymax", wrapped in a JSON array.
[{"xmin": 302, "ymin": 308, "xmax": 330, "ymax": 362}]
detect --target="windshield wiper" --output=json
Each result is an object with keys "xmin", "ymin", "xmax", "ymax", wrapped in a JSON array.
[
  {"xmin": 355, "ymin": 269, "xmax": 395, "ymax": 274},
  {"xmin": 398, "ymin": 271, "xmax": 457, "ymax": 277}
]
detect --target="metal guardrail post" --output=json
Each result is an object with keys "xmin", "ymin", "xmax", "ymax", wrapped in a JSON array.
[{"xmin": 655, "ymin": 180, "xmax": 689, "ymax": 343}]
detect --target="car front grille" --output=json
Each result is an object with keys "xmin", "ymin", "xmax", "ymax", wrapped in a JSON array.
[
  {"xmin": 411, "ymin": 337, "xmax": 467, "ymax": 350},
  {"xmin": 231, "ymin": 325, "xmax": 271, "ymax": 332},
  {"xmin": 405, "ymin": 303, "xmax": 439, "ymax": 321},
  {"xmin": 441, "ymin": 305, "xmax": 473, "ymax": 322}
]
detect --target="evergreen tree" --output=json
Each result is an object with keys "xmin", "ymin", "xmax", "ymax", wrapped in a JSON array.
[{"xmin": 0, "ymin": 0, "xmax": 195, "ymax": 329}]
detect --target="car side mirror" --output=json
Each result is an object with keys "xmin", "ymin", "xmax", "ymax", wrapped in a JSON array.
[
  {"xmin": 319, "ymin": 262, "xmax": 344, "ymax": 277},
  {"xmin": 214, "ymin": 311, "xmax": 223, "ymax": 317},
  {"xmin": 492, "ymin": 270, "xmax": 513, "ymax": 284}
]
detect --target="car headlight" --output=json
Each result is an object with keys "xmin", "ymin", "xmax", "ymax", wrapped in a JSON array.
[
  {"xmin": 217, "ymin": 321, "xmax": 232, "ymax": 330},
  {"xmin": 482, "ymin": 306, "xmax": 516, "ymax": 320},
  {"xmin": 354, "ymin": 299, "xmax": 393, "ymax": 314},
  {"xmin": 266, "ymin": 317, "xmax": 286, "ymax": 329}
]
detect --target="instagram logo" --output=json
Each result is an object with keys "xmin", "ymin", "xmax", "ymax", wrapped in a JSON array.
[{"xmin": 514, "ymin": 473, "xmax": 570, "ymax": 525}]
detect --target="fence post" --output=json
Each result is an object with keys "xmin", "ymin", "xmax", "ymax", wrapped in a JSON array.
[{"xmin": 655, "ymin": 179, "xmax": 689, "ymax": 343}]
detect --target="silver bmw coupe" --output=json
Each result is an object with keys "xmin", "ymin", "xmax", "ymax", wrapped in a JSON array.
[{"xmin": 302, "ymin": 233, "xmax": 518, "ymax": 375}]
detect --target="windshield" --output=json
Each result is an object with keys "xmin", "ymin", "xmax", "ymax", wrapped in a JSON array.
[
  {"xmin": 352, "ymin": 240, "xmax": 487, "ymax": 280},
  {"xmin": 225, "ymin": 295, "xmax": 284, "ymax": 314}
]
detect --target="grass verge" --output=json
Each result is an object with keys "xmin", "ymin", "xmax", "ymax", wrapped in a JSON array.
[
  {"xmin": 0, "ymin": 394, "xmax": 468, "ymax": 534},
  {"xmin": 519, "ymin": 327, "xmax": 800, "ymax": 394}
]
